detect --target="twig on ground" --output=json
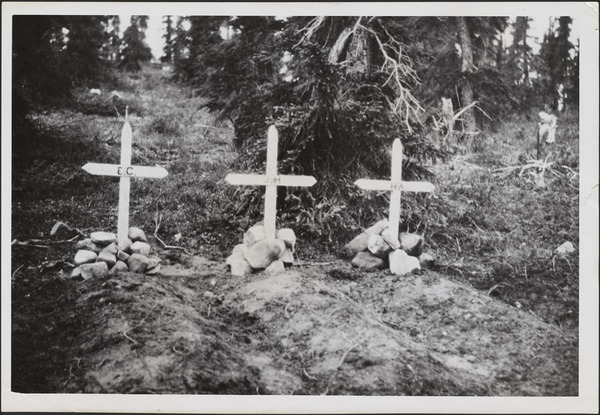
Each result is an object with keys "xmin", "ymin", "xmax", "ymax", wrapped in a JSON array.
[
  {"xmin": 303, "ymin": 368, "xmax": 317, "ymax": 380},
  {"xmin": 12, "ymin": 264, "xmax": 24, "ymax": 279},
  {"xmin": 11, "ymin": 239, "xmax": 49, "ymax": 249},
  {"xmin": 153, "ymin": 210, "xmax": 192, "ymax": 255},
  {"xmin": 123, "ymin": 331, "xmax": 138, "ymax": 344},
  {"xmin": 321, "ymin": 330, "xmax": 366, "ymax": 395}
]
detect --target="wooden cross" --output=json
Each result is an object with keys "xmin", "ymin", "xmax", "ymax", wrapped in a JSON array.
[
  {"xmin": 82, "ymin": 120, "xmax": 168, "ymax": 244},
  {"xmin": 354, "ymin": 139, "xmax": 434, "ymax": 242},
  {"xmin": 225, "ymin": 125, "xmax": 317, "ymax": 239}
]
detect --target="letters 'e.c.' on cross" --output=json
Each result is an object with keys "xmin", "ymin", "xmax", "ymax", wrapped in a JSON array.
[
  {"xmin": 82, "ymin": 120, "xmax": 168, "ymax": 244},
  {"xmin": 354, "ymin": 139, "xmax": 434, "ymax": 242},
  {"xmin": 225, "ymin": 125, "xmax": 317, "ymax": 239}
]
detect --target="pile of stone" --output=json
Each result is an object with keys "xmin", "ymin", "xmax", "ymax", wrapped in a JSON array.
[
  {"xmin": 226, "ymin": 223, "xmax": 296, "ymax": 276},
  {"xmin": 344, "ymin": 219, "xmax": 434, "ymax": 276},
  {"xmin": 71, "ymin": 227, "xmax": 161, "ymax": 280}
]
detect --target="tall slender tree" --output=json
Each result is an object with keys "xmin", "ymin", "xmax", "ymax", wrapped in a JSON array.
[
  {"xmin": 162, "ymin": 15, "xmax": 175, "ymax": 63},
  {"xmin": 119, "ymin": 15, "xmax": 153, "ymax": 71}
]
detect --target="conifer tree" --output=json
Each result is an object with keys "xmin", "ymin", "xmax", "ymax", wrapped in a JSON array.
[{"xmin": 119, "ymin": 15, "xmax": 153, "ymax": 71}]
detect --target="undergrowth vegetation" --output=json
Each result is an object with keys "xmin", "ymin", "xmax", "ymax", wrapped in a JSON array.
[{"xmin": 12, "ymin": 66, "xmax": 579, "ymax": 331}]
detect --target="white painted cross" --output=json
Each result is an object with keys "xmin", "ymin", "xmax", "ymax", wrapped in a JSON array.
[
  {"xmin": 354, "ymin": 139, "xmax": 434, "ymax": 242},
  {"xmin": 82, "ymin": 120, "xmax": 168, "ymax": 244},
  {"xmin": 225, "ymin": 125, "xmax": 317, "ymax": 239}
]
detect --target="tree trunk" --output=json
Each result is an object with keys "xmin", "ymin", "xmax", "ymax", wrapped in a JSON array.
[{"xmin": 457, "ymin": 17, "xmax": 477, "ymax": 133}]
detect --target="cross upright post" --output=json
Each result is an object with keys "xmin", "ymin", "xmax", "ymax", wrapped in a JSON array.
[
  {"xmin": 225, "ymin": 125, "xmax": 317, "ymax": 239},
  {"xmin": 82, "ymin": 120, "xmax": 168, "ymax": 245},
  {"xmin": 354, "ymin": 139, "xmax": 434, "ymax": 242}
]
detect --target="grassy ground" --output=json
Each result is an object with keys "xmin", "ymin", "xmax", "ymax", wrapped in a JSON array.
[{"xmin": 11, "ymin": 65, "xmax": 579, "ymax": 395}]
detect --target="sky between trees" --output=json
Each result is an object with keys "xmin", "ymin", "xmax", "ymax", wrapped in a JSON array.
[{"xmin": 122, "ymin": 15, "xmax": 580, "ymax": 61}]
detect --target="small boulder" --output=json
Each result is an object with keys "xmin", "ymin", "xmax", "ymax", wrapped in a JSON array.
[
  {"xmin": 351, "ymin": 251, "xmax": 386, "ymax": 270},
  {"xmin": 128, "ymin": 227, "xmax": 148, "ymax": 243},
  {"xmin": 400, "ymin": 233, "xmax": 424, "ymax": 257},
  {"xmin": 419, "ymin": 252, "xmax": 435, "ymax": 267},
  {"xmin": 555, "ymin": 241, "xmax": 575, "ymax": 258},
  {"xmin": 243, "ymin": 238, "xmax": 286, "ymax": 269},
  {"xmin": 145, "ymin": 263, "xmax": 161, "ymax": 275},
  {"xmin": 90, "ymin": 231, "xmax": 117, "ymax": 246},
  {"xmin": 343, "ymin": 233, "xmax": 371, "ymax": 257},
  {"xmin": 229, "ymin": 257, "xmax": 253, "ymax": 277},
  {"xmin": 76, "ymin": 238, "xmax": 102, "ymax": 253},
  {"xmin": 74, "ymin": 250, "xmax": 97, "ymax": 265},
  {"xmin": 96, "ymin": 251, "xmax": 117, "ymax": 268},
  {"xmin": 243, "ymin": 225, "xmax": 266, "ymax": 247},
  {"xmin": 147, "ymin": 256, "xmax": 161, "ymax": 271},
  {"xmin": 343, "ymin": 219, "xmax": 390, "ymax": 256},
  {"xmin": 117, "ymin": 250, "xmax": 130, "ymax": 262},
  {"xmin": 365, "ymin": 219, "xmax": 389, "ymax": 235},
  {"xmin": 127, "ymin": 254, "xmax": 149, "ymax": 274},
  {"xmin": 131, "ymin": 241, "xmax": 151, "ymax": 256},
  {"xmin": 280, "ymin": 249, "xmax": 294, "ymax": 266},
  {"xmin": 265, "ymin": 260, "xmax": 285, "ymax": 275},
  {"xmin": 100, "ymin": 242, "xmax": 118, "ymax": 255},
  {"xmin": 276, "ymin": 228, "xmax": 296, "ymax": 252},
  {"xmin": 381, "ymin": 228, "xmax": 401, "ymax": 250},
  {"xmin": 368, "ymin": 234, "xmax": 393, "ymax": 258},
  {"xmin": 231, "ymin": 243, "xmax": 245, "ymax": 257},
  {"xmin": 118, "ymin": 238, "xmax": 133, "ymax": 253},
  {"xmin": 79, "ymin": 262, "xmax": 109, "ymax": 280},
  {"xmin": 226, "ymin": 252, "xmax": 244, "ymax": 267},
  {"xmin": 389, "ymin": 249, "xmax": 421, "ymax": 276},
  {"xmin": 71, "ymin": 267, "xmax": 82, "ymax": 279},
  {"xmin": 110, "ymin": 260, "xmax": 129, "ymax": 275}
]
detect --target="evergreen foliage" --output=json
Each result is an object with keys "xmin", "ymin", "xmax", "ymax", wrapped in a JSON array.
[{"xmin": 118, "ymin": 16, "xmax": 153, "ymax": 71}]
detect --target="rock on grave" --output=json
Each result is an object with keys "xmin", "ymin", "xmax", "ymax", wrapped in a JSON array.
[
  {"xmin": 131, "ymin": 241, "xmax": 151, "ymax": 256},
  {"xmin": 368, "ymin": 234, "xmax": 393, "ymax": 258},
  {"xmin": 97, "ymin": 250, "xmax": 117, "ymax": 268},
  {"xmin": 265, "ymin": 260, "xmax": 285, "ymax": 275},
  {"xmin": 344, "ymin": 219, "xmax": 389, "ymax": 256},
  {"xmin": 117, "ymin": 250, "xmax": 130, "ymax": 262},
  {"xmin": 128, "ymin": 226, "xmax": 148, "ymax": 243},
  {"xmin": 110, "ymin": 260, "xmax": 129, "ymax": 275},
  {"xmin": 351, "ymin": 251, "xmax": 386, "ymax": 271},
  {"xmin": 400, "ymin": 233, "xmax": 424, "ymax": 257},
  {"xmin": 280, "ymin": 248, "xmax": 294, "ymax": 266},
  {"xmin": 79, "ymin": 262, "xmax": 109, "ymax": 280},
  {"xmin": 127, "ymin": 254, "xmax": 149, "ymax": 274},
  {"xmin": 243, "ymin": 225, "xmax": 266, "ymax": 247},
  {"xmin": 381, "ymin": 228, "xmax": 401, "ymax": 250},
  {"xmin": 276, "ymin": 228, "xmax": 296, "ymax": 252},
  {"xmin": 74, "ymin": 250, "xmax": 98, "ymax": 265},
  {"xmin": 118, "ymin": 237, "xmax": 133, "ymax": 253},
  {"xmin": 76, "ymin": 238, "xmax": 103, "ymax": 253},
  {"xmin": 90, "ymin": 231, "xmax": 117, "ymax": 246},
  {"xmin": 389, "ymin": 249, "xmax": 421, "ymax": 276},
  {"xmin": 100, "ymin": 242, "xmax": 118, "ymax": 255},
  {"xmin": 147, "ymin": 256, "xmax": 161, "ymax": 271},
  {"xmin": 419, "ymin": 252, "xmax": 435, "ymax": 267},
  {"xmin": 145, "ymin": 263, "xmax": 161, "ymax": 275},
  {"xmin": 231, "ymin": 244, "xmax": 245, "ymax": 257},
  {"xmin": 229, "ymin": 256, "xmax": 253, "ymax": 277},
  {"xmin": 243, "ymin": 238, "xmax": 286, "ymax": 269},
  {"xmin": 71, "ymin": 267, "xmax": 82, "ymax": 279}
]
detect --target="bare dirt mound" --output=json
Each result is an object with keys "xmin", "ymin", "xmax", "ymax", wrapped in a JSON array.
[{"xmin": 12, "ymin": 254, "xmax": 577, "ymax": 396}]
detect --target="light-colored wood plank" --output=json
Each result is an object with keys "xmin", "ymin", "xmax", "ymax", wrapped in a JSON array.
[
  {"xmin": 118, "ymin": 122, "xmax": 133, "ymax": 244},
  {"xmin": 82, "ymin": 163, "xmax": 168, "ymax": 178},
  {"xmin": 263, "ymin": 126, "xmax": 279, "ymax": 239},
  {"xmin": 354, "ymin": 179, "xmax": 434, "ymax": 193},
  {"xmin": 388, "ymin": 139, "xmax": 403, "ymax": 242},
  {"xmin": 226, "ymin": 174, "xmax": 316, "ymax": 187}
]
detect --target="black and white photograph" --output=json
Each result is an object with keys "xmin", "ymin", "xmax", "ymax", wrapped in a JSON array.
[{"xmin": 2, "ymin": 2, "xmax": 598, "ymax": 413}]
